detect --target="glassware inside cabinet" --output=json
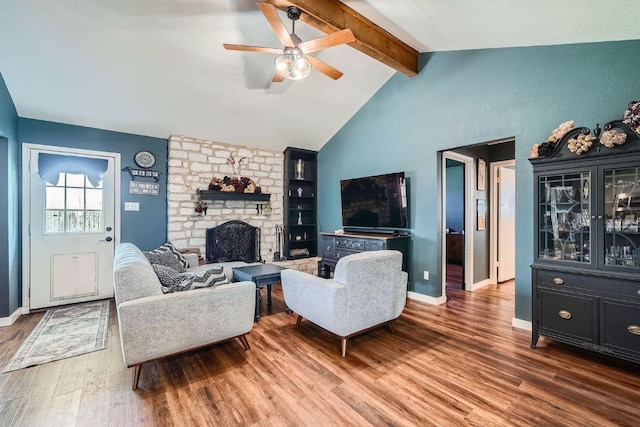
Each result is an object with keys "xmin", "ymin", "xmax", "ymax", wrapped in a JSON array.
[
  {"xmin": 538, "ymin": 172, "xmax": 590, "ymax": 262},
  {"xmin": 603, "ymin": 167, "xmax": 640, "ymax": 267}
]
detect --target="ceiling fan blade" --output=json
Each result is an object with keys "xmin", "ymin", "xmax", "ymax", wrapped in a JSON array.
[
  {"xmin": 256, "ymin": 2, "xmax": 294, "ymax": 47},
  {"xmin": 272, "ymin": 72, "xmax": 285, "ymax": 83},
  {"xmin": 307, "ymin": 56, "xmax": 344, "ymax": 80},
  {"xmin": 299, "ymin": 29, "xmax": 355, "ymax": 54},
  {"xmin": 223, "ymin": 44, "xmax": 282, "ymax": 54}
]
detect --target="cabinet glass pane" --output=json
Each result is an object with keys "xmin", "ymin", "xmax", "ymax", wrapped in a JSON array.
[
  {"xmin": 603, "ymin": 167, "xmax": 640, "ymax": 267},
  {"xmin": 538, "ymin": 172, "xmax": 590, "ymax": 262}
]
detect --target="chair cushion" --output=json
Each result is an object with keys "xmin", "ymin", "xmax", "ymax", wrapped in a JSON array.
[{"xmin": 152, "ymin": 264, "xmax": 229, "ymax": 293}]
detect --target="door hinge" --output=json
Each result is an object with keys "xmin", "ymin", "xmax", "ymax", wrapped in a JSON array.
[{"xmin": 28, "ymin": 224, "xmax": 31, "ymax": 235}]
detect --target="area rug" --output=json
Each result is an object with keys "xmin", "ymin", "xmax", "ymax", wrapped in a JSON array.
[{"xmin": 2, "ymin": 300, "xmax": 110, "ymax": 373}]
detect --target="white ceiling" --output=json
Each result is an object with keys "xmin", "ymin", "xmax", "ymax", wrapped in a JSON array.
[{"xmin": 1, "ymin": 0, "xmax": 639, "ymax": 152}]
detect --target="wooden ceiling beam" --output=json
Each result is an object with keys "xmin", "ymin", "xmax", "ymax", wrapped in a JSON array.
[{"xmin": 266, "ymin": 0, "xmax": 419, "ymax": 77}]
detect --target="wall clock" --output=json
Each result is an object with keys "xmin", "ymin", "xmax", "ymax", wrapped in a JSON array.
[{"xmin": 134, "ymin": 151, "xmax": 156, "ymax": 168}]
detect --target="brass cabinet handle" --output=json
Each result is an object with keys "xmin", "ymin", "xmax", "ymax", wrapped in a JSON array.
[
  {"xmin": 637, "ymin": 289, "xmax": 640, "ymax": 296},
  {"xmin": 628, "ymin": 325, "xmax": 640, "ymax": 335},
  {"xmin": 558, "ymin": 310, "xmax": 572, "ymax": 319},
  {"xmin": 553, "ymin": 277, "xmax": 564, "ymax": 285}
]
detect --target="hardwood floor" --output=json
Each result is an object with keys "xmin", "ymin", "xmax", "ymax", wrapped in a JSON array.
[
  {"xmin": 446, "ymin": 263, "xmax": 463, "ymax": 289},
  {"xmin": 1, "ymin": 284, "xmax": 639, "ymax": 426}
]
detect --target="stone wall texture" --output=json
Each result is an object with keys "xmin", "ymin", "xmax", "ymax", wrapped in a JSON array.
[{"xmin": 167, "ymin": 135, "xmax": 284, "ymax": 261}]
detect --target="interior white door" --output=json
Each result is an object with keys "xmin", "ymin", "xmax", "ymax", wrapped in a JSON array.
[
  {"xmin": 497, "ymin": 166, "xmax": 516, "ymax": 282},
  {"xmin": 28, "ymin": 147, "xmax": 117, "ymax": 309}
]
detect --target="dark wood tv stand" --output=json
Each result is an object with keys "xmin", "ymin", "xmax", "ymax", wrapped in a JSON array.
[{"xmin": 320, "ymin": 231, "xmax": 410, "ymax": 273}]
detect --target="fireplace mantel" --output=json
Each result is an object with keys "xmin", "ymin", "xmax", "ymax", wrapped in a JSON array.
[{"xmin": 199, "ymin": 190, "xmax": 271, "ymax": 202}]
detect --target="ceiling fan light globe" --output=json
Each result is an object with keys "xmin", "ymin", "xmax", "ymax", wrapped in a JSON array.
[{"xmin": 274, "ymin": 49, "xmax": 311, "ymax": 80}]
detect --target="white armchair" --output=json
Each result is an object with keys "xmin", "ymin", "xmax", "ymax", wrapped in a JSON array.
[{"xmin": 281, "ymin": 250, "xmax": 408, "ymax": 356}]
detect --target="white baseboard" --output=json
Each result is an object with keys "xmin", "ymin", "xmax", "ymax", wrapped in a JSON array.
[
  {"xmin": 469, "ymin": 279, "xmax": 491, "ymax": 291},
  {"xmin": 408, "ymin": 291, "xmax": 446, "ymax": 305},
  {"xmin": 512, "ymin": 317, "xmax": 532, "ymax": 331},
  {"xmin": 0, "ymin": 307, "xmax": 22, "ymax": 327},
  {"xmin": 22, "ymin": 306, "xmax": 30, "ymax": 315}
]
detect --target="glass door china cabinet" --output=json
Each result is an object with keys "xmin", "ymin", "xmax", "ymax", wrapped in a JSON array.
[{"xmin": 530, "ymin": 120, "xmax": 640, "ymax": 365}]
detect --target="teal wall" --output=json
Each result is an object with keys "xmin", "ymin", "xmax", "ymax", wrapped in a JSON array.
[
  {"xmin": 0, "ymin": 72, "xmax": 20, "ymax": 318},
  {"xmin": 318, "ymin": 39, "xmax": 640, "ymax": 321},
  {"xmin": 19, "ymin": 118, "xmax": 169, "ymax": 251}
]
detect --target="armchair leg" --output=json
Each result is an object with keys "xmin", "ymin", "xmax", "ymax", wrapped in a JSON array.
[
  {"xmin": 296, "ymin": 315, "xmax": 303, "ymax": 327},
  {"xmin": 238, "ymin": 334, "xmax": 251, "ymax": 350},
  {"xmin": 131, "ymin": 365, "xmax": 142, "ymax": 390},
  {"xmin": 341, "ymin": 337, "xmax": 348, "ymax": 357},
  {"xmin": 387, "ymin": 321, "xmax": 396, "ymax": 335}
]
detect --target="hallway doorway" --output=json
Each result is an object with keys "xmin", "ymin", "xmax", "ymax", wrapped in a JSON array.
[
  {"xmin": 490, "ymin": 160, "xmax": 516, "ymax": 283},
  {"xmin": 441, "ymin": 151, "xmax": 475, "ymax": 296},
  {"xmin": 440, "ymin": 138, "xmax": 515, "ymax": 300},
  {"xmin": 445, "ymin": 158, "xmax": 465, "ymax": 290}
]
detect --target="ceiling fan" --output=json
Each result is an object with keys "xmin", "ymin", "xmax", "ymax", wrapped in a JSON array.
[{"xmin": 223, "ymin": 2, "xmax": 356, "ymax": 82}]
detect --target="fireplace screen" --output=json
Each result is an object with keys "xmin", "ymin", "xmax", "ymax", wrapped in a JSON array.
[{"xmin": 206, "ymin": 220, "xmax": 261, "ymax": 263}]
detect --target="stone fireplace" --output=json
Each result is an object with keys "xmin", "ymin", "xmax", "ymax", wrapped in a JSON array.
[
  {"xmin": 167, "ymin": 135, "xmax": 320, "ymax": 275},
  {"xmin": 166, "ymin": 135, "xmax": 283, "ymax": 261}
]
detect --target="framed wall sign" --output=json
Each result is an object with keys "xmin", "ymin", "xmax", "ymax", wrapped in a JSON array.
[
  {"xmin": 477, "ymin": 199, "xmax": 486, "ymax": 231},
  {"xmin": 477, "ymin": 159, "xmax": 486, "ymax": 191},
  {"xmin": 130, "ymin": 181, "xmax": 159, "ymax": 196}
]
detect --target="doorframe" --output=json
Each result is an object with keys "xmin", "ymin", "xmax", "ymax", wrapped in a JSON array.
[
  {"xmin": 441, "ymin": 151, "xmax": 475, "ymax": 295},
  {"xmin": 489, "ymin": 159, "xmax": 516, "ymax": 284},
  {"xmin": 21, "ymin": 143, "xmax": 121, "ymax": 312}
]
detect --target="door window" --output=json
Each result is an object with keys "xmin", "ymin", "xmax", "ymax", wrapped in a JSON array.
[{"xmin": 45, "ymin": 173, "xmax": 103, "ymax": 233}]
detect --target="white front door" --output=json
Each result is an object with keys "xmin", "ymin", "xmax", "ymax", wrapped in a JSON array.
[
  {"xmin": 24, "ymin": 145, "xmax": 119, "ymax": 310},
  {"xmin": 497, "ymin": 166, "xmax": 516, "ymax": 282}
]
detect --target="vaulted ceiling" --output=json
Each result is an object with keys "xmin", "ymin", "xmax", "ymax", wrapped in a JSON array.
[{"xmin": 1, "ymin": 0, "xmax": 639, "ymax": 151}]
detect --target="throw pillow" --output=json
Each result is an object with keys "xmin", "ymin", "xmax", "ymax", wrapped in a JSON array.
[
  {"xmin": 144, "ymin": 242, "xmax": 189, "ymax": 271},
  {"xmin": 152, "ymin": 264, "xmax": 229, "ymax": 294},
  {"xmin": 152, "ymin": 264, "xmax": 180, "ymax": 288},
  {"xmin": 145, "ymin": 251, "xmax": 186, "ymax": 273}
]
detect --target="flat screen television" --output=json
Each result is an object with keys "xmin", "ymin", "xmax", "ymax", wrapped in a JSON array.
[{"xmin": 340, "ymin": 172, "xmax": 408, "ymax": 229}]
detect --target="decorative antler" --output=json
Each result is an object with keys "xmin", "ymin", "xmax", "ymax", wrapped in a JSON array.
[{"xmin": 226, "ymin": 153, "xmax": 247, "ymax": 176}]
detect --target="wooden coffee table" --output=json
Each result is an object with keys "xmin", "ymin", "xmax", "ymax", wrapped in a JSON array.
[{"xmin": 232, "ymin": 264, "xmax": 287, "ymax": 322}]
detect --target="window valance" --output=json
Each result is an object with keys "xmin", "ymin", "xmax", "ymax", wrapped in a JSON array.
[{"xmin": 38, "ymin": 153, "xmax": 108, "ymax": 187}]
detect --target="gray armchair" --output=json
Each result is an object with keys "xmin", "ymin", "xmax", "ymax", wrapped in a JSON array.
[{"xmin": 281, "ymin": 250, "xmax": 408, "ymax": 356}]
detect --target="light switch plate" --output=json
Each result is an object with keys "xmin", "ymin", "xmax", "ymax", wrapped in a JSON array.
[{"xmin": 124, "ymin": 202, "xmax": 140, "ymax": 211}]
